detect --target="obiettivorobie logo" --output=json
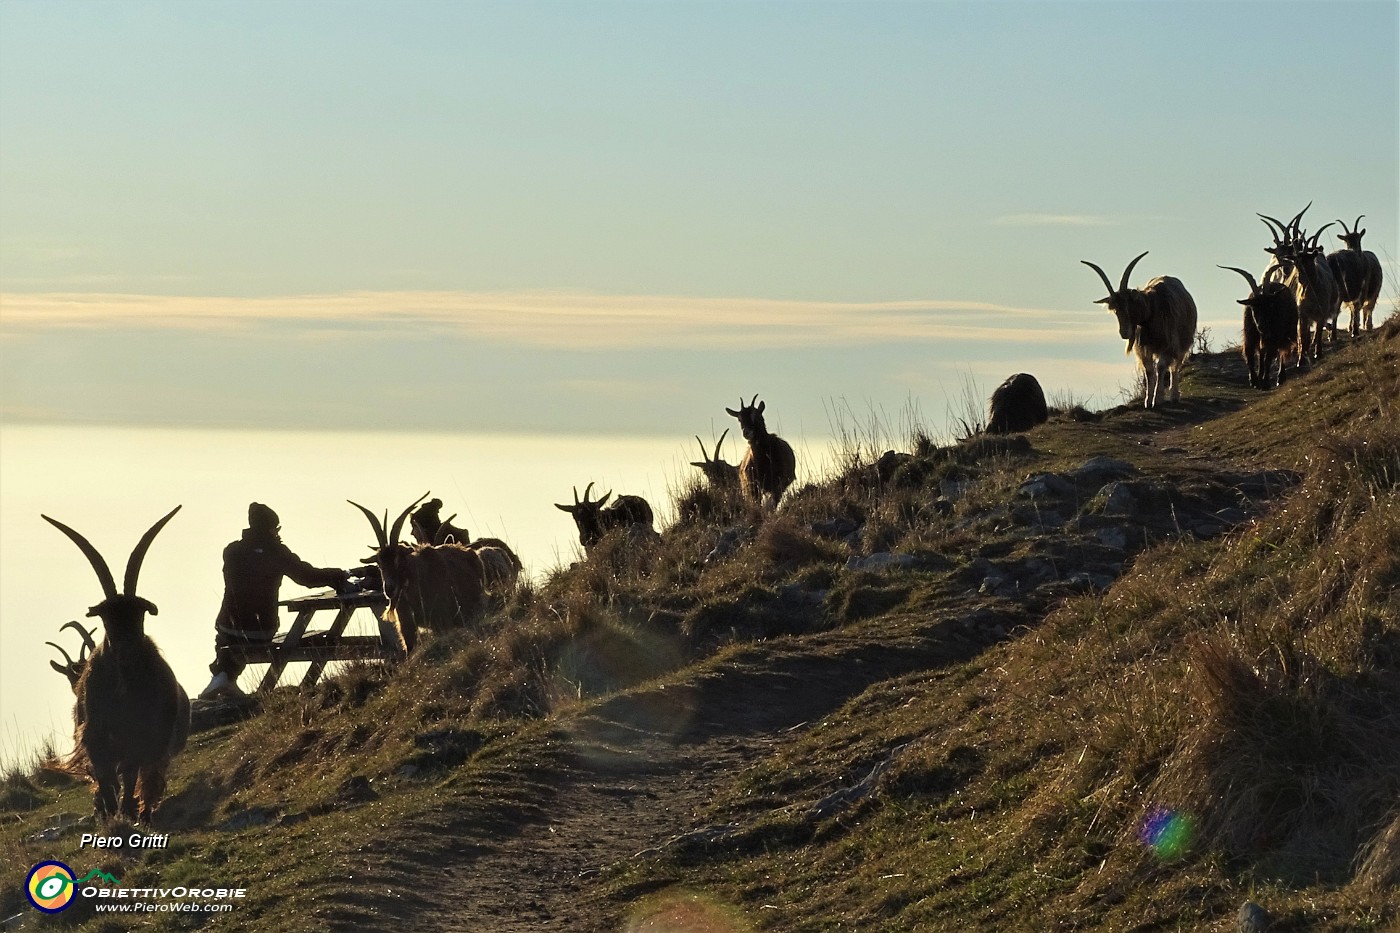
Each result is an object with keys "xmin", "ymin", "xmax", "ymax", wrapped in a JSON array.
[
  {"xmin": 25, "ymin": 862, "xmax": 117, "ymax": 913},
  {"xmin": 24, "ymin": 860, "xmax": 247, "ymax": 915}
]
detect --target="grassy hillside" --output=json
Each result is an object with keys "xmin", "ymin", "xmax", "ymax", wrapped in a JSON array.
[{"xmin": 3, "ymin": 318, "xmax": 1397, "ymax": 932}]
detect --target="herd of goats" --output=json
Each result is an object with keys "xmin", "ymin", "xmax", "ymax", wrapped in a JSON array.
[
  {"xmin": 1082, "ymin": 203, "xmax": 1384, "ymax": 409},
  {"xmin": 35, "ymin": 202, "xmax": 1386, "ymax": 827}
]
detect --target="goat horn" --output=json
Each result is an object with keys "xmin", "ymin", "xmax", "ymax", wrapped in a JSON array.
[
  {"xmin": 47, "ymin": 641, "xmax": 77, "ymax": 668},
  {"xmin": 388, "ymin": 492, "xmax": 430, "ymax": 546},
  {"xmin": 42, "ymin": 515, "xmax": 118, "ymax": 600},
  {"xmin": 61, "ymin": 619, "xmax": 97, "ymax": 655},
  {"xmin": 1286, "ymin": 201, "xmax": 1312, "ymax": 237},
  {"xmin": 582, "ymin": 482, "xmax": 595, "ymax": 504},
  {"xmin": 1258, "ymin": 215, "xmax": 1287, "ymax": 248},
  {"xmin": 1081, "ymin": 259, "xmax": 1116, "ymax": 297},
  {"xmin": 1353, "ymin": 215, "xmax": 1365, "ymax": 233},
  {"xmin": 694, "ymin": 436, "xmax": 711, "ymax": 462},
  {"xmin": 1306, "ymin": 222, "xmax": 1335, "ymax": 250},
  {"xmin": 348, "ymin": 500, "xmax": 389, "ymax": 549},
  {"xmin": 715, "ymin": 427, "xmax": 729, "ymax": 460},
  {"xmin": 122, "ymin": 505, "xmax": 181, "ymax": 596},
  {"xmin": 1218, "ymin": 265, "xmax": 1260, "ymax": 296},
  {"xmin": 748, "ymin": 393, "xmax": 759, "ymax": 409},
  {"xmin": 1118, "ymin": 251, "xmax": 1148, "ymax": 293}
]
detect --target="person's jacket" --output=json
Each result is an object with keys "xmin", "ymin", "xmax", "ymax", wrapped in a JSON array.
[{"xmin": 214, "ymin": 529, "xmax": 344, "ymax": 636}]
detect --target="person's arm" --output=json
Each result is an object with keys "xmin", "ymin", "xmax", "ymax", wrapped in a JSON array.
[{"xmin": 275, "ymin": 543, "xmax": 349, "ymax": 590}]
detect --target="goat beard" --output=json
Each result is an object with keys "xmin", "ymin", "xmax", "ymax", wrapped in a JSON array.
[{"xmin": 1125, "ymin": 326, "xmax": 1140, "ymax": 355}]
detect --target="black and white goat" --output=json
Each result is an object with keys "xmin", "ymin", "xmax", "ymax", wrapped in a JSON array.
[
  {"xmin": 1082, "ymin": 252, "xmax": 1198, "ymax": 408},
  {"xmin": 43, "ymin": 507, "xmax": 190, "ymax": 823}
]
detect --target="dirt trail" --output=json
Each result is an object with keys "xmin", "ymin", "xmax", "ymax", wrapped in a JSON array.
[
  {"xmin": 414, "ymin": 608, "xmax": 1006, "ymax": 932},
  {"xmin": 402, "ymin": 351, "xmax": 1278, "ymax": 933}
]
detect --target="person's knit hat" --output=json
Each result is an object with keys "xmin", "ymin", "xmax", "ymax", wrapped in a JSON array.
[{"xmin": 248, "ymin": 502, "xmax": 280, "ymax": 532}]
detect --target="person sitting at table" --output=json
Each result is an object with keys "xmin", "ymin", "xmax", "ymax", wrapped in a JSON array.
[{"xmin": 199, "ymin": 503, "xmax": 349, "ymax": 699}]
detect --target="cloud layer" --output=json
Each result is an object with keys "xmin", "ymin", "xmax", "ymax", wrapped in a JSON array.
[{"xmin": 0, "ymin": 290, "xmax": 1099, "ymax": 350}]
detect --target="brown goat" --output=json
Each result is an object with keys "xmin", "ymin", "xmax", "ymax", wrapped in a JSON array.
[
  {"xmin": 43, "ymin": 507, "xmax": 190, "ymax": 823},
  {"xmin": 555, "ymin": 482, "xmax": 655, "ymax": 551},
  {"xmin": 409, "ymin": 496, "xmax": 522, "ymax": 592},
  {"xmin": 350, "ymin": 494, "xmax": 487, "ymax": 654},
  {"xmin": 1082, "ymin": 252, "xmax": 1197, "ymax": 408},
  {"xmin": 725, "ymin": 395, "xmax": 797, "ymax": 508}
]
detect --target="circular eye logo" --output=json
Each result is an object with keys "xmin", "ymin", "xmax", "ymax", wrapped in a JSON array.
[{"xmin": 26, "ymin": 861, "xmax": 77, "ymax": 913}]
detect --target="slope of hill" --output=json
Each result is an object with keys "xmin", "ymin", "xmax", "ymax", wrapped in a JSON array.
[{"xmin": 4, "ymin": 319, "xmax": 1397, "ymax": 932}]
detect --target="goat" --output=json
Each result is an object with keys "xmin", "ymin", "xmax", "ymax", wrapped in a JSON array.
[
  {"xmin": 1260, "ymin": 210, "xmax": 1341, "ymax": 362},
  {"xmin": 1330, "ymin": 216, "xmax": 1383, "ymax": 335},
  {"xmin": 725, "ymin": 395, "xmax": 798, "ymax": 507},
  {"xmin": 1220, "ymin": 265, "xmax": 1299, "ymax": 389},
  {"xmin": 409, "ymin": 498, "xmax": 469, "ymax": 548},
  {"xmin": 47, "ymin": 620, "xmax": 97, "ymax": 691},
  {"xmin": 350, "ymin": 493, "xmax": 487, "ymax": 654},
  {"xmin": 42, "ymin": 507, "xmax": 189, "ymax": 823},
  {"xmin": 986, "ymin": 373, "xmax": 1048, "ymax": 434},
  {"xmin": 689, "ymin": 429, "xmax": 741, "ymax": 490},
  {"xmin": 554, "ymin": 482, "xmax": 655, "ymax": 551},
  {"xmin": 409, "ymin": 496, "xmax": 522, "ymax": 592},
  {"xmin": 1082, "ymin": 252, "xmax": 1197, "ymax": 408}
]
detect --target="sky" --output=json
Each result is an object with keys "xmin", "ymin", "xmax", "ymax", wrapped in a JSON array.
[{"xmin": 1, "ymin": 0, "xmax": 1397, "ymax": 437}]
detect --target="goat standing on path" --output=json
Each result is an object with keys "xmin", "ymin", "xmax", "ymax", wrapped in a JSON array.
[
  {"xmin": 1082, "ymin": 252, "xmax": 1198, "ymax": 409},
  {"xmin": 1330, "ymin": 216, "xmax": 1383, "ymax": 336},
  {"xmin": 43, "ymin": 507, "xmax": 190, "ymax": 823},
  {"xmin": 1220, "ymin": 265, "xmax": 1299, "ymax": 389}
]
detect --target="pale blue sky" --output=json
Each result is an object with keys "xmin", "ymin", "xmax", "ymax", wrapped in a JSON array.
[{"xmin": 1, "ymin": 0, "xmax": 1396, "ymax": 435}]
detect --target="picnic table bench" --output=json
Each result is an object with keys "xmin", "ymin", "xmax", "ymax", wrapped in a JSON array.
[{"xmin": 225, "ymin": 589, "xmax": 402, "ymax": 693}]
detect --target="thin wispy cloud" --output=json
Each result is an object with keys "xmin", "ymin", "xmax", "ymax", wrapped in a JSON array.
[
  {"xmin": 0, "ymin": 291, "xmax": 1101, "ymax": 350},
  {"xmin": 992, "ymin": 213, "xmax": 1116, "ymax": 227}
]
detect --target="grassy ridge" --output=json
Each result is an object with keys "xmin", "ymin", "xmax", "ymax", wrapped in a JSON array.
[{"xmin": 2, "ymin": 319, "xmax": 1397, "ymax": 931}]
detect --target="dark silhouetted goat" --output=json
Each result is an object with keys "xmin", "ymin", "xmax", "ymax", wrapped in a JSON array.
[
  {"xmin": 1330, "ymin": 216, "xmax": 1383, "ymax": 336},
  {"xmin": 350, "ymin": 494, "xmax": 487, "ymax": 654},
  {"xmin": 47, "ymin": 620, "xmax": 97, "ymax": 691},
  {"xmin": 986, "ymin": 373, "xmax": 1048, "ymax": 434},
  {"xmin": 690, "ymin": 429, "xmax": 741, "ymax": 490},
  {"xmin": 555, "ymin": 482, "xmax": 655, "ymax": 551},
  {"xmin": 1220, "ymin": 265, "xmax": 1299, "ymax": 389},
  {"xmin": 43, "ymin": 507, "xmax": 190, "ymax": 823},
  {"xmin": 1082, "ymin": 252, "xmax": 1197, "ymax": 408},
  {"xmin": 725, "ymin": 395, "xmax": 797, "ymax": 507}
]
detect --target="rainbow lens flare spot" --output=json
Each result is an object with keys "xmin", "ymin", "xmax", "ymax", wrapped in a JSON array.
[
  {"xmin": 1138, "ymin": 806, "xmax": 1194, "ymax": 860},
  {"xmin": 26, "ymin": 861, "xmax": 77, "ymax": 913}
]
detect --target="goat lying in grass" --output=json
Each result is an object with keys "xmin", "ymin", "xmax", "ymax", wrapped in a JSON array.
[
  {"xmin": 1082, "ymin": 252, "xmax": 1198, "ymax": 408},
  {"xmin": 1221, "ymin": 265, "xmax": 1299, "ymax": 389},
  {"xmin": 351, "ymin": 494, "xmax": 487, "ymax": 654},
  {"xmin": 43, "ymin": 507, "xmax": 189, "ymax": 823},
  {"xmin": 555, "ymin": 482, "xmax": 655, "ymax": 552},
  {"xmin": 690, "ymin": 429, "xmax": 741, "ymax": 491},
  {"xmin": 726, "ymin": 395, "xmax": 797, "ymax": 507}
]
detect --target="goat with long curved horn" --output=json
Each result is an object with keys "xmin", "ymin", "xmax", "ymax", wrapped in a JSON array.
[
  {"xmin": 43, "ymin": 507, "xmax": 188, "ymax": 823},
  {"xmin": 1081, "ymin": 252, "xmax": 1197, "ymax": 408},
  {"xmin": 1329, "ymin": 213, "xmax": 1382, "ymax": 336}
]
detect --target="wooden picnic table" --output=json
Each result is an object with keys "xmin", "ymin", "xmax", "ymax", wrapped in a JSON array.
[{"xmin": 229, "ymin": 589, "xmax": 401, "ymax": 693}]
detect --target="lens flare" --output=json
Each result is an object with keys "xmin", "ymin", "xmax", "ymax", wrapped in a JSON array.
[{"xmin": 1138, "ymin": 805, "xmax": 1194, "ymax": 860}]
